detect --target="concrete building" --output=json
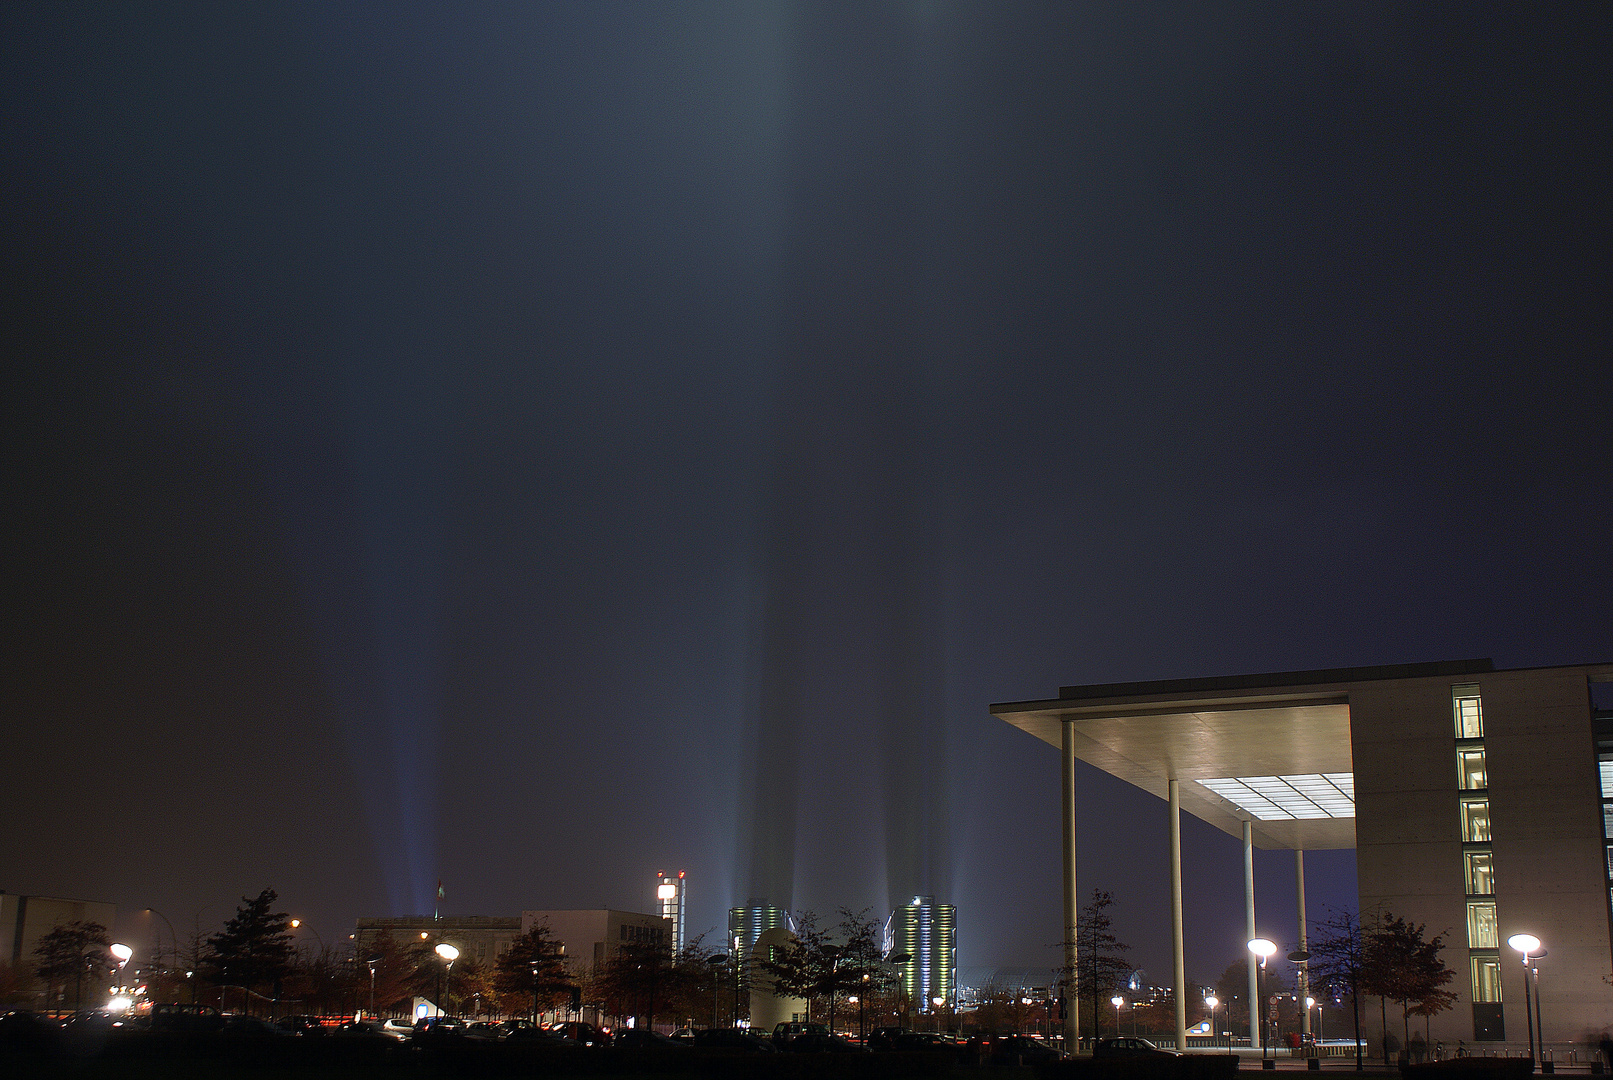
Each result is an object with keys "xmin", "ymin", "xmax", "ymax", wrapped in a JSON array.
[
  {"xmin": 354, "ymin": 915, "xmax": 520, "ymax": 969},
  {"xmin": 993, "ymin": 659, "xmax": 1613, "ymax": 1055},
  {"xmin": 521, "ymin": 909, "xmax": 671, "ymax": 974},
  {"xmin": 655, "ymin": 871, "xmax": 686, "ymax": 955},
  {"xmin": 885, "ymin": 896, "xmax": 957, "ymax": 1013},
  {"xmin": 1, "ymin": 892, "xmax": 118, "ymax": 975}
]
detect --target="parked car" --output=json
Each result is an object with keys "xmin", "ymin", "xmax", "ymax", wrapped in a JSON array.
[
  {"xmin": 979, "ymin": 1034, "xmax": 1063, "ymax": 1064},
  {"xmin": 220, "ymin": 1014, "xmax": 285, "ymax": 1037},
  {"xmin": 866, "ymin": 1026, "xmax": 905, "ymax": 1052},
  {"xmin": 276, "ymin": 1014, "xmax": 328, "ymax": 1036},
  {"xmin": 693, "ymin": 1027, "xmax": 776, "ymax": 1053},
  {"xmin": 546, "ymin": 1020, "xmax": 609, "ymax": 1047},
  {"xmin": 1092, "ymin": 1037, "xmax": 1179, "ymax": 1059},
  {"xmin": 891, "ymin": 1031, "xmax": 958, "ymax": 1053},
  {"xmin": 379, "ymin": 1018, "xmax": 417, "ymax": 1040},
  {"xmin": 785, "ymin": 1031, "xmax": 868, "ymax": 1053},
  {"xmin": 772, "ymin": 1021, "xmax": 827, "ymax": 1047},
  {"xmin": 614, "ymin": 1029, "xmax": 691, "ymax": 1051},
  {"xmin": 148, "ymin": 1003, "xmax": 224, "ymax": 1033}
]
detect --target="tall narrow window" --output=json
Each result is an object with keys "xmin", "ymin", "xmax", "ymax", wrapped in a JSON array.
[
  {"xmin": 1461, "ymin": 798, "xmax": 1492, "ymax": 843},
  {"xmin": 1464, "ymin": 851, "xmax": 1495, "ymax": 896},
  {"xmin": 1471, "ymin": 956, "xmax": 1503, "ymax": 1002},
  {"xmin": 1458, "ymin": 748, "xmax": 1488, "ymax": 790},
  {"xmin": 1454, "ymin": 685, "xmax": 1484, "ymax": 739},
  {"xmin": 1467, "ymin": 902, "xmax": 1499, "ymax": 949}
]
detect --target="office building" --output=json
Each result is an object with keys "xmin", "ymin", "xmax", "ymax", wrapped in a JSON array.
[
  {"xmin": 885, "ymin": 896, "xmax": 956, "ymax": 1012},
  {"xmin": 993, "ymin": 658, "xmax": 1613, "ymax": 1053},
  {"xmin": 521, "ymin": 909, "xmax": 671, "ymax": 974},
  {"xmin": 728, "ymin": 899, "xmax": 791, "ymax": 970},
  {"xmin": 354, "ymin": 914, "xmax": 520, "ymax": 969},
  {"xmin": 656, "ymin": 871, "xmax": 686, "ymax": 955},
  {"xmin": 1, "ymin": 892, "xmax": 118, "ymax": 973}
]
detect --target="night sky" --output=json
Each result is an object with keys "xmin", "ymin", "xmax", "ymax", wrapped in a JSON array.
[{"xmin": 4, "ymin": 3, "xmax": 1609, "ymax": 990}]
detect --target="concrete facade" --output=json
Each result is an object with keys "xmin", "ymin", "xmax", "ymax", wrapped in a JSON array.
[
  {"xmin": 993, "ymin": 660, "xmax": 1613, "ymax": 1055},
  {"xmin": 354, "ymin": 914, "xmax": 521, "ymax": 969},
  {"xmin": 1, "ymin": 892, "xmax": 118, "ymax": 973},
  {"xmin": 520, "ymin": 909, "xmax": 671, "ymax": 974}
]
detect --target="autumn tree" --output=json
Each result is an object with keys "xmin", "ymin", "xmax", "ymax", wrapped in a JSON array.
[
  {"xmin": 203, "ymin": 889, "xmax": 295, "ymax": 1013},
  {"xmin": 1363, "ymin": 913, "xmax": 1456, "ymax": 1062},
  {"xmin": 494, "ymin": 924, "xmax": 573, "ymax": 1019},
  {"xmin": 33, "ymin": 920, "xmax": 112, "ymax": 1012}
]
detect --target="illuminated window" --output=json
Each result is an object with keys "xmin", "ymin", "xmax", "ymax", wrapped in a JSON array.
[
  {"xmin": 1600, "ymin": 761, "xmax": 1613, "ymax": 799},
  {"xmin": 1458, "ymin": 749, "xmax": 1487, "ymax": 791},
  {"xmin": 1467, "ymin": 902, "xmax": 1499, "ymax": 949},
  {"xmin": 1454, "ymin": 685, "xmax": 1484, "ymax": 739},
  {"xmin": 1461, "ymin": 799, "xmax": 1492, "ymax": 843},
  {"xmin": 1464, "ymin": 851, "xmax": 1495, "ymax": 896},
  {"xmin": 1470, "ymin": 956, "xmax": 1503, "ymax": 1003}
]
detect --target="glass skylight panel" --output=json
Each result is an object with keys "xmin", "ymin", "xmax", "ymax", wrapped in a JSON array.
[{"xmin": 1199, "ymin": 773, "xmax": 1356, "ymax": 821}]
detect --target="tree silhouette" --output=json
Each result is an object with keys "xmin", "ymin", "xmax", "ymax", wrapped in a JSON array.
[
  {"xmin": 494, "ymin": 924, "xmax": 573, "ymax": 1019},
  {"xmin": 204, "ymin": 889, "xmax": 294, "ymax": 1012},
  {"xmin": 1072, "ymin": 890, "xmax": 1131, "ymax": 1042},
  {"xmin": 33, "ymin": 920, "xmax": 112, "ymax": 1012},
  {"xmin": 1364, "ymin": 913, "xmax": 1456, "ymax": 1060},
  {"xmin": 1309, "ymin": 907, "xmax": 1367, "ymax": 1070}
]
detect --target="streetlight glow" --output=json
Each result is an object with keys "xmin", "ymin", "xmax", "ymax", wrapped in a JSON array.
[
  {"xmin": 435, "ymin": 943, "xmax": 460, "ymax": 962},
  {"xmin": 1508, "ymin": 933, "xmax": 1542, "ymax": 955},
  {"xmin": 110, "ymin": 943, "xmax": 133, "ymax": 962},
  {"xmin": 1247, "ymin": 938, "xmax": 1278, "ymax": 957}
]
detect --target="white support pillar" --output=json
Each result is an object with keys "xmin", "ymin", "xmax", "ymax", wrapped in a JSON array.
[
  {"xmin": 1169, "ymin": 779, "xmax": 1187, "ymax": 1052},
  {"xmin": 1296, "ymin": 850, "xmax": 1310, "ymax": 1038},
  {"xmin": 1062, "ymin": 719, "xmax": 1080, "ymax": 1050},
  {"xmin": 1244, "ymin": 819, "xmax": 1260, "ymax": 1050}
]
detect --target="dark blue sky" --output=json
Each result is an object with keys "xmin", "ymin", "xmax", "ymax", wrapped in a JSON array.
[{"xmin": 3, "ymin": 3, "xmax": 1608, "ymax": 985}]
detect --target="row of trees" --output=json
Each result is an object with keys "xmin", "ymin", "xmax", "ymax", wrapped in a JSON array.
[{"xmin": 1061, "ymin": 888, "xmax": 1457, "ymax": 1066}]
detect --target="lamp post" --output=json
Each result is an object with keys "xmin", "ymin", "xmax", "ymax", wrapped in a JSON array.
[
  {"xmin": 706, "ymin": 954, "xmax": 728, "ymax": 1028},
  {"xmin": 1205, "ymin": 996, "xmax": 1219, "ymax": 1047},
  {"xmin": 143, "ymin": 908, "xmax": 178, "ymax": 975},
  {"xmin": 434, "ymin": 943, "xmax": 459, "ymax": 1017},
  {"xmin": 367, "ymin": 957, "xmax": 379, "ymax": 1017},
  {"xmin": 860, "ymin": 973, "xmax": 870, "ymax": 1040},
  {"xmin": 1307, "ymin": 996, "xmax": 1318, "ymax": 1045},
  {"xmin": 1112, "ymin": 996, "xmax": 1124, "ymax": 1039},
  {"xmin": 1248, "ymin": 938, "xmax": 1278, "ymax": 1063},
  {"xmin": 888, "ymin": 952, "xmax": 912, "ymax": 1030},
  {"xmin": 1507, "ymin": 935, "xmax": 1544, "ymax": 1062},
  {"xmin": 933, "ymin": 995, "xmax": 946, "ymax": 1035}
]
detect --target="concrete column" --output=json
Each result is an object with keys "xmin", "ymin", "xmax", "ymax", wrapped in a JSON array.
[
  {"xmin": 1296, "ymin": 850, "xmax": 1310, "ymax": 1038},
  {"xmin": 1244, "ymin": 819, "xmax": 1260, "ymax": 1050},
  {"xmin": 1169, "ymin": 779, "xmax": 1187, "ymax": 1051},
  {"xmin": 1062, "ymin": 719, "xmax": 1080, "ymax": 1049}
]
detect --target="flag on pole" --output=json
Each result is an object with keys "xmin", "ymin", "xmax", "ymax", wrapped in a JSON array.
[{"xmin": 436, "ymin": 879, "xmax": 444, "ymax": 921}]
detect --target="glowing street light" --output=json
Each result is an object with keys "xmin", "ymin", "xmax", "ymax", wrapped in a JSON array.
[
  {"xmin": 1248, "ymin": 938, "xmax": 1278, "ymax": 1062},
  {"xmin": 435, "ymin": 943, "xmax": 460, "ymax": 1016},
  {"xmin": 1205, "ymin": 995, "xmax": 1219, "ymax": 1045},
  {"xmin": 1112, "ymin": 995, "xmax": 1124, "ymax": 1036},
  {"xmin": 1508, "ymin": 934, "xmax": 1545, "ymax": 1062}
]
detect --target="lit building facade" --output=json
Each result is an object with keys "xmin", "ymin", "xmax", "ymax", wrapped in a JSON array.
[
  {"xmin": 994, "ymin": 659, "xmax": 1613, "ymax": 1053},
  {"xmin": 728, "ymin": 899, "xmax": 791, "ymax": 969},
  {"xmin": 885, "ymin": 896, "xmax": 956, "ymax": 1012},
  {"xmin": 354, "ymin": 914, "xmax": 520, "ymax": 969},
  {"xmin": 656, "ymin": 871, "xmax": 686, "ymax": 955}
]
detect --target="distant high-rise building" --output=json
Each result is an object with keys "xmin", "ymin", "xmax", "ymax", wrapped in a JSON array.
[
  {"xmin": 656, "ymin": 871, "xmax": 686, "ymax": 954},
  {"xmin": 727, "ymin": 898, "xmax": 791, "ymax": 969},
  {"xmin": 885, "ymin": 896, "xmax": 956, "ymax": 1012}
]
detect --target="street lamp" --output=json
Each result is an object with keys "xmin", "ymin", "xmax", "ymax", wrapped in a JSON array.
[
  {"xmin": 367, "ymin": 957, "xmax": 380, "ymax": 1017},
  {"xmin": 1508, "ymin": 934, "xmax": 1544, "ymax": 1062},
  {"xmin": 933, "ymin": 995, "xmax": 946, "ymax": 1035},
  {"xmin": 1112, "ymin": 995, "xmax": 1124, "ymax": 1038},
  {"xmin": 1205, "ymin": 996, "xmax": 1219, "ymax": 1046},
  {"xmin": 1248, "ymin": 938, "xmax": 1278, "ymax": 1062},
  {"xmin": 706, "ymin": 954, "xmax": 728, "ymax": 1028},
  {"xmin": 435, "ymin": 943, "xmax": 459, "ymax": 1017},
  {"xmin": 888, "ymin": 952, "xmax": 912, "ymax": 1029}
]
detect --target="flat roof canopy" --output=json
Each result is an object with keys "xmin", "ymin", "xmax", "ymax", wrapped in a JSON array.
[{"xmin": 991, "ymin": 661, "xmax": 1511, "ymax": 849}]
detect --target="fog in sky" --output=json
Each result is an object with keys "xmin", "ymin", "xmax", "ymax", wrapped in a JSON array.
[{"xmin": 4, "ymin": 3, "xmax": 1608, "ymax": 985}]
